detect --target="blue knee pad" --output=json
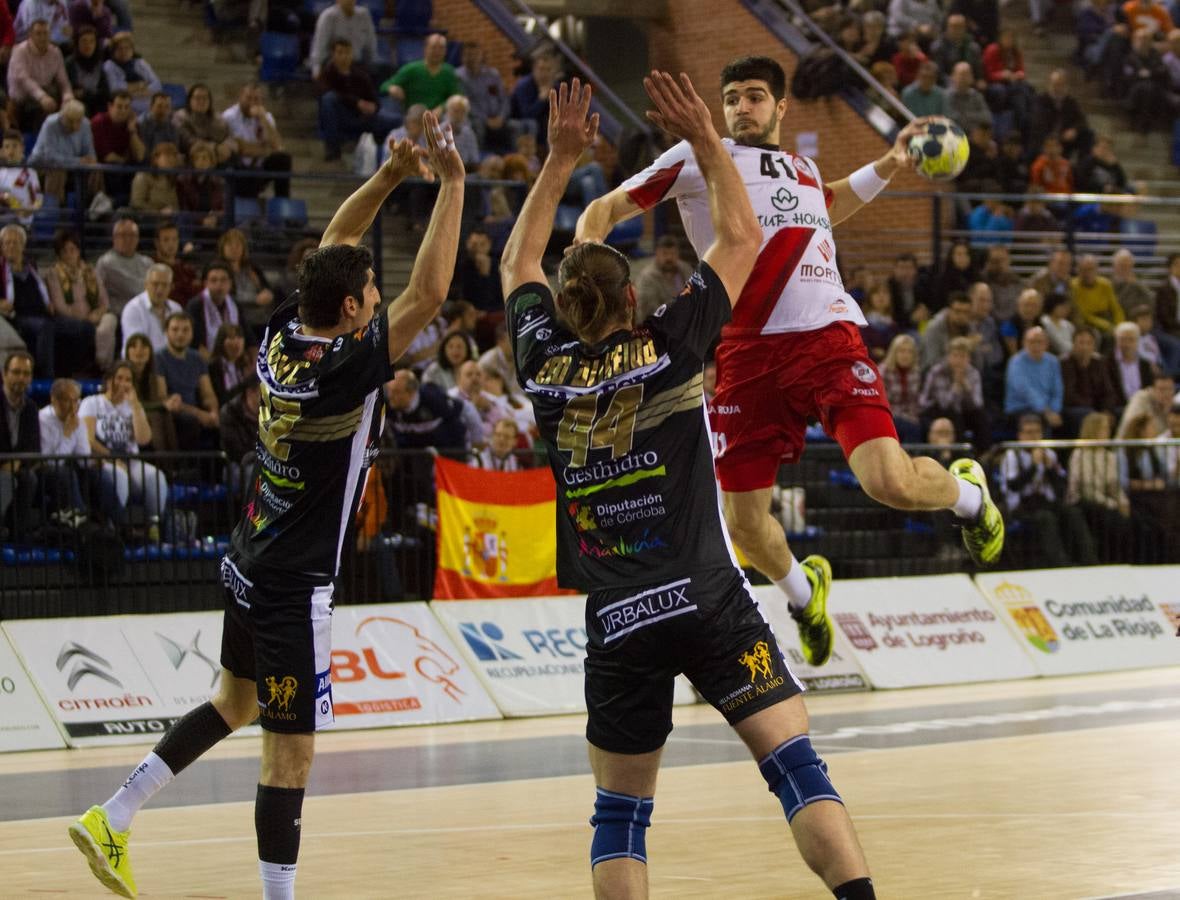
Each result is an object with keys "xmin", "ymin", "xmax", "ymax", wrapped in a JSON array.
[
  {"xmin": 589, "ymin": 788, "xmax": 654, "ymax": 867},
  {"xmin": 758, "ymin": 735, "xmax": 842, "ymax": 823}
]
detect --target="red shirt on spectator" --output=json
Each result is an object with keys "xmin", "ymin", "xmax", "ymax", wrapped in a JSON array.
[
  {"xmin": 982, "ymin": 43, "xmax": 1025, "ymax": 82},
  {"xmin": 0, "ymin": 3, "xmax": 13, "ymax": 48},
  {"xmin": 1030, "ymin": 154, "xmax": 1074, "ymax": 193},
  {"xmin": 892, "ymin": 49, "xmax": 928, "ymax": 87},
  {"xmin": 90, "ymin": 111, "xmax": 131, "ymax": 160}
]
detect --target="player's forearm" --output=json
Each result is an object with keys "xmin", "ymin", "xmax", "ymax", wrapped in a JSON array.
[
  {"xmin": 694, "ymin": 134, "xmax": 760, "ymax": 255},
  {"xmin": 405, "ymin": 179, "xmax": 464, "ymax": 308},
  {"xmin": 575, "ymin": 192, "xmax": 616, "ymax": 243},
  {"xmin": 503, "ymin": 153, "xmax": 578, "ymax": 274},
  {"xmin": 322, "ymin": 166, "xmax": 408, "ymax": 246}
]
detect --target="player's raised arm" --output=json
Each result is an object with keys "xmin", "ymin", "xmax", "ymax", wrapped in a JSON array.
[
  {"xmin": 500, "ymin": 78, "xmax": 599, "ymax": 296},
  {"xmin": 825, "ymin": 117, "xmax": 928, "ymax": 226},
  {"xmin": 644, "ymin": 71, "xmax": 761, "ymax": 304},
  {"xmin": 574, "ymin": 181, "xmax": 643, "ymax": 246},
  {"xmin": 320, "ymin": 135, "xmax": 432, "ymax": 248},
  {"xmin": 386, "ymin": 112, "xmax": 466, "ymax": 363}
]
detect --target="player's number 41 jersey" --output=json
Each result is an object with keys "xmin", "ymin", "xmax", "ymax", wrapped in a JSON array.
[{"xmin": 622, "ymin": 138, "xmax": 866, "ymax": 337}]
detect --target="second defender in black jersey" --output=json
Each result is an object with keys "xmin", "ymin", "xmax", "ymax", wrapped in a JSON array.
[
  {"xmin": 69, "ymin": 117, "xmax": 466, "ymax": 900},
  {"xmin": 500, "ymin": 75, "xmax": 877, "ymax": 900}
]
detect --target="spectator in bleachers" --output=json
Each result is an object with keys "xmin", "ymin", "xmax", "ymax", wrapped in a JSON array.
[
  {"xmin": 855, "ymin": 11, "xmax": 897, "ymax": 66},
  {"xmin": 1075, "ymin": 136, "xmax": 1130, "ymax": 194},
  {"xmin": 221, "ymin": 82, "xmax": 291, "ymax": 198},
  {"xmin": 382, "ymin": 33, "xmax": 460, "ymax": 114},
  {"xmin": 1155, "ymin": 251, "xmax": 1180, "ymax": 338},
  {"xmin": 175, "ymin": 140, "xmax": 225, "ymax": 230},
  {"xmin": 14, "ymin": 0, "xmax": 70, "ymax": 47},
  {"xmin": 1164, "ymin": 27, "xmax": 1180, "ymax": 88},
  {"xmin": 861, "ymin": 284, "xmax": 901, "ymax": 364},
  {"xmin": 1029, "ymin": 69, "xmax": 1094, "ymax": 160},
  {"xmin": 1123, "ymin": 0, "xmax": 1174, "ymax": 35},
  {"xmin": 1029, "ymin": 136, "xmax": 1073, "ymax": 194},
  {"xmin": 317, "ymin": 37, "xmax": 395, "ymax": 163},
  {"xmin": 45, "ymin": 228, "xmax": 115, "ymax": 369},
  {"xmin": 920, "ymin": 335, "xmax": 990, "ymax": 447},
  {"xmin": 1106, "ymin": 320, "xmax": 1156, "ymax": 415},
  {"xmin": 634, "ymin": 235, "xmax": 692, "ymax": 324},
  {"xmin": 887, "ymin": 0, "xmax": 942, "ymax": 40},
  {"xmin": 926, "ymin": 416, "xmax": 956, "ymax": 464},
  {"xmin": 119, "ymin": 262, "xmax": 178, "ymax": 354},
  {"xmin": 882, "ymin": 333, "xmax": 923, "ymax": 442},
  {"xmin": 421, "ymin": 330, "xmax": 473, "ymax": 393},
  {"xmin": 510, "ymin": 49, "xmax": 562, "ymax": 145},
  {"xmin": 458, "ymin": 41, "xmax": 512, "ymax": 154},
  {"xmin": 68, "ymin": 0, "xmax": 113, "ymax": 43},
  {"xmin": 123, "ymin": 330, "xmax": 174, "ymax": 450},
  {"xmin": 1121, "ymin": 27, "xmax": 1171, "ymax": 133},
  {"xmin": 1039, "ymin": 294, "xmax": 1075, "ymax": 356},
  {"xmin": 478, "ymin": 323, "xmax": 524, "ymax": 404},
  {"xmin": 891, "ymin": 31, "xmax": 929, "ymax": 89},
  {"xmin": 946, "ymin": 60, "xmax": 993, "ymax": 133},
  {"xmin": 481, "ymin": 366, "xmax": 534, "ymax": 437},
  {"xmin": 156, "ymin": 310, "xmax": 218, "ymax": 450},
  {"xmin": 1029, "ymin": 246, "xmax": 1072, "ymax": 309},
  {"xmin": 0, "ymin": 129, "xmax": 41, "ymax": 227},
  {"xmin": 79, "ymin": 358, "xmax": 168, "ymax": 536},
  {"xmin": 1062, "ymin": 327, "xmax": 1114, "ymax": 432},
  {"xmin": 982, "ymin": 244, "xmax": 1021, "ymax": 318},
  {"xmin": 63, "ymin": 26, "xmax": 107, "ymax": 116},
  {"xmin": 186, "ymin": 259, "xmax": 242, "ymax": 359},
  {"xmin": 1071, "ymin": 253, "xmax": 1124, "ymax": 337},
  {"xmin": 920, "ymin": 291, "xmax": 974, "ymax": 370},
  {"xmin": 982, "ymin": 27, "xmax": 1033, "ymax": 129},
  {"xmin": 101, "ymin": 32, "xmax": 160, "ymax": 116},
  {"xmin": 887, "ymin": 251, "xmax": 927, "ymax": 329},
  {"xmin": 968, "ymin": 281, "xmax": 1005, "ymax": 389},
  {"xmin": 956, "ymin": 122, "xmax": 999, "ymax": 192},
  {"xmin": 449, "ymin": 359, "xmax": 510, "ymax": 445},
  {"xmin": 1111, "ymin": 248, "xmax": 1153, "ymax": 316},
  {"xmin": 997, "ymin": 412, "xmax": 1098, "ymax": 566},
  {"xmin": 219, "ymin": 373, "xmax": 257, "ymax": 494},
  {"xmin": 1005, "ymin": 326, "xmax": 1064, "ymax": 430},
  {"xmin": 383, "ymin": 367, "xmax": 470, "ymax": 450},
  {"xmin": 0, "ymin": 5, "xmax": 15, "ymax": 72},
  {"xmin": 206, "ymin": 322, "xmax": 248, "ymax": 405},
  {"xmin": 152, "ymin": 221, "xmax": 197, "ymax": 304},
  {"xmin": 277, "ymin": 237, "xmax": 317, "ymax": 299},
  {"xmin": 1120, "ymin": 410, "xmax": 1176, "ymax": 561},
  {"xmin": 1001, "ymin": 287, "xmax": 1045, "ymax": 355},
  {"xmin": 966, "ymin": 192, "xmax": 1014, "ymax": 243},
  {"xmin": 174, "ymin": 83, "xmax": 237, "ymax": 164},
  {"xmin": 95, "ymin": 215, "xmax": 152, "ymax": 314},
  {"xmin": 1117, "ymin": 371, "xmax": 1173, "ymax": 435},
  {"xmin": 1159, "ymin": 402, "xmax": 1180, "ymax": 484},
  {"xmin": 0, "ymin": 222, "xmax": 91, "ymax": 378},
  {"xmin": 454, "ymin": 227, "xmax": 502, "ymax": 313},
  {"xmin": 28, "ymin": 98, "xmax": 95, "ymax": 201},
  {"xmin": 932, "ymin": 14, "xmax": 984, "ymax": 83},
  {"xmin": 38, "ymin": 376, "xmax": 87, "ymax": 521},
  {"xmin": 1130, "ymin": 302, "xmax": 1180, "ymax": 375},
  {"xmin": 0, "ymin": 349, "xmax": 37, "ymax": 535},
  {"xmin": 398, "ymin": 306, "xmax": 447, "ymax": 373},
  {"xmin": 1015, "ymin": 197, "xmax": 1061, "ymax": 235},
  {"xmin": 217, "ymin": 228, "xmax": 273, "ymax": 323},
  {"xmin": 901, "ymin": 60, "xmax": 948, "ymax": 117},
  {"xmin": 1077, "ymin": 0, "xmax": 1120, "ymax": 77},
  {"xmin": 1066, "ymin": 411, "xmax": 1132, "ymax": 560},
  {"xmin": 442, "ymin": 94, "xmax": 481, "ymax": 168},
  {"xmin": 137, "ymin": 91, "xmax": 177, "ymax": 154},
  {"xmin": 8, "ymin": 19, "xmax": 73, "ymax": 134},
  {"xmin": 129, "ymin": 140, "xmax": 179, "ymax": 215},
  {"xmin": 309, "ymin": 0, "xmax": 377, "ymax": 81},
  {"xmin": 936, "ymin": 240, "xmax": 979, "ymax": 309},
  {"xmin": 470, "ymin": 418, "xmax": 521, "ymax": 472},
  {"xmin": 994, "ymin": 132, "xmax": 1029, "ymax": 194},
  {"xmin": 91, "ymin": 89, "xmax": 145, "ymax": 201}
]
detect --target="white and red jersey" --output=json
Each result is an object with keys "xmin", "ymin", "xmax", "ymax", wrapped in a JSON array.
[{"xmin": 621, "ymin": 138, "xmax": 865, "ymax": 338}]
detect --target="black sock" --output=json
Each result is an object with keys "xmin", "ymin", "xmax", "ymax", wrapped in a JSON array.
[
  {"xmin": 256, "ymin": 784, "xmax": 305, "ymax": 865},
  {"xmin": 153, "ymin": 701, "xmax": 232, "ymax": 775},
  {"xmin": 834, "ymin": 877, "xmax": 876, "ymax": 900}
]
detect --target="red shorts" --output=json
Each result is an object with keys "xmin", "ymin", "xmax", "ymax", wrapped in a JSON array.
[{"xmin": 710, "ymin": 321, "xmax": 897, "ymax": 492}]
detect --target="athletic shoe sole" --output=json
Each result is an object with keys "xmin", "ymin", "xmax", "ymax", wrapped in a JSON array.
[{"xmin": 68, "ymin": 821, "xmax": 135, "ymax": 898}]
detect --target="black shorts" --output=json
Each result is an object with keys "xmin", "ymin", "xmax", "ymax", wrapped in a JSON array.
[
  {"xmin": 584, "ymin": 566, "xmax": 803, "ymax": 754},
  {"xmin": 219, "ymin": 554, "xmax": 335, "ymax": 734}
]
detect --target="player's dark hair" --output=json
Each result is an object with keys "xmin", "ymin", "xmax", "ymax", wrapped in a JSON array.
[
  {"xmin": 557, "ymin": 243, "xmax": 632, "ymax": 344},
  {"xmin": 297, "ymin": 244, "xmax": 374, "ymax": 329},
  {"xmin": 720, "ymin": 56, "xmax": 786, "ymax": 101}
]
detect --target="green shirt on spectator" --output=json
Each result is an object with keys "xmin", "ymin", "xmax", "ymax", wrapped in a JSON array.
[
  {"xmin": 380, "ymin": 61, "xmax": 463, "ymax": 110},
  {"xmin": 901, "ymin": 83, "xmax": 948, "ymax": 118}
]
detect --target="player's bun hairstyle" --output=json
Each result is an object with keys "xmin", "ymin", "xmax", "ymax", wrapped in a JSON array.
[
  {"xmin": 557, "ymin": 243, "xmax": 632, "ymax": 344},
  {"xmin": 298, "ymin": 244, "xmax": 374, "ymax": 328},
  {"xmin": 720, "ymin": 56, "xmax": 786, "ymax": 101}
]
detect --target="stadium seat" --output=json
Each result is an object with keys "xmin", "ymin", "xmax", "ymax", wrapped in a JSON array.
[
  {"xmin": 233, "ymin": 195, "xmax": 264, "ymax": 224},
  {"xmin": 1120, "ymin": 218, "xmax": 1157, "ymax": 259},
  {"xmin": 259, "ymin": 31, "xmax": 304, "ymax": 85},
  {"xmin": 162, "ymin": 82, "xmax": 188, "ymax": 111},
  {"xmin": 267, "ymin": 196, "xmax": 308, "ymax": 228},
  {"xmin": 32, "ymin": 194, "xmax": 60, "ymax": 244},
  {"xmin": 393, "ymin": 0, "xmax": 431, "ymax": 34},
  {"xmin": 394, "ymin": 35, "xmax": 425, "ymax": 67},
  {"xmin": 605, "ymin": 215, "xmax": 643, "ymax": 250}
]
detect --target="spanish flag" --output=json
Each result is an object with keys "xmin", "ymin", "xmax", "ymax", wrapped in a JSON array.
[{"xmin": 433, "ymin": 457, "xmax": 569, "ymax": 598}]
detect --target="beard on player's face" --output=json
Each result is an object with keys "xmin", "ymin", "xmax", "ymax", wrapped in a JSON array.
[{"xmin": 731, "ymin": 116, "xmax": 778, "ymax": 146}]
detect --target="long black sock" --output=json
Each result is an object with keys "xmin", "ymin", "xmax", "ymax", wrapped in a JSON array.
[
  {"xmin": 256, "ymin": 784, "xmax": 304, "ymax": 899},
  {"xmin": 154, "ymin": 701, "xmax": 233, "ymax": 775},
  {"xmin": 834, "ymin": 877, "xmax": 876, "ymax": 900}
]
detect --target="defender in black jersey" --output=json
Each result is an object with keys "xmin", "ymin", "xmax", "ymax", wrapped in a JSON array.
[
  {"xmin": 500, "ymin": 75, "xmax": 876, "ymax": 900},
  {"xmin": 69, "ymin": 118, "xmax": 466, "ymax": 900}
]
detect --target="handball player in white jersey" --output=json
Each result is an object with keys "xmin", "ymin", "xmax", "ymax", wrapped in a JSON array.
[{"xmin": 578, "ymin": 56, "xmax": 1004, "ymax": 665}]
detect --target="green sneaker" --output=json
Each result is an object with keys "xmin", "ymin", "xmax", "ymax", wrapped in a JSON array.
[
  {"xmin": 950, "ymin": 458, "xmax": 1005, "ymax": 566},
  {"xmin": 68, "ymin": 805, "xmax": 137, "ymax": 898},
  {"xmin": 791, "ymin": 554, "xmax": 833, "ymax": 667}
]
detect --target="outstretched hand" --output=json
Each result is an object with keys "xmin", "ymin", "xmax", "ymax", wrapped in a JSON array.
[
  {"xmin": 420, "ymin": 110, "xmax": 465, "ymax": 183},
  {"xmin": 547, "ymin": 77, "xmax": 600, "ymax": 163},
  {"xmin": 891, "ymin": 116, "xmax": 933, "ymax": 170},
  {"xmin": 383, "ymin": 136, "xmax": 426, "ymax": 183},
  {"xmin": 643, "ymin": 70, "xmax": 716, "ymax": 145}
]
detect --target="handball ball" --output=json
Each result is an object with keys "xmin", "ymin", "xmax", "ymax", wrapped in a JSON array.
[{"xmin": 907, "ymin": 117, "xmax": 969, "ymax": 181}]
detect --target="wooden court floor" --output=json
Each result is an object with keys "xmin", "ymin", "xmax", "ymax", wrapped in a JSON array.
[{"xmin": 0, "ymin": 668, "xmax": 1178, "ymax": 899}]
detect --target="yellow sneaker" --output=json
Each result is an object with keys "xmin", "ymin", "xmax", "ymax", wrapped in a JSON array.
[
  {"xmin": 950, "ymin": 458, "xmax": 1005, "ymax": 567},
  {"xmin": 791, "ymin": 554, "xmax": 834, "ymax": 667},
  {"xmin": 68, "ymin": 805, "xmax": 137, "ymax": 898}
]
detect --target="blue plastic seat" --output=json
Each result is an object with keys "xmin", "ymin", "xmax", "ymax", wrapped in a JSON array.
[
  {"xmin": 393, "ymin": 0, "xmax": 431, "ymax": 34},
  {"xmin": 259, "ymin": 32, "xmax": 303, "ymax": 84},
  {"xmin": 161, "ymin": 82, "xmax": 188, "ymax": 111},
  {"xmin": 267, "ymin": 196, "xmax": 308, "ymax": 228},
  {"xmin": 233, "ymin": 195, "xmax": 264, "ymax": 224}
]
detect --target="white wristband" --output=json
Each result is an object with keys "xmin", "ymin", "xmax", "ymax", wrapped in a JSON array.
[{"xmin": 848, "ymin": 163, "xmax": 888, "ymax": 203}]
